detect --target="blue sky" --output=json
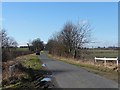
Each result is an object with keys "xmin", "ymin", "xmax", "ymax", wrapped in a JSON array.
[{"xmin": 2, "ymin": 2, "xmax": 118, "ymax": 47}]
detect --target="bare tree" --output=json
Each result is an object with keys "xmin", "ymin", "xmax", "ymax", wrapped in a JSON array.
[
  {"xmin": 31, "ymin": 38, "xmax": 44, "ymax": 52},
  {"xmin": 1, "ymin": 30, "xmax": 9, "ymax": 48},
  {"xmin": 46, "ymin": 20, "xmax": 91, "ymax": 59},
  {"xmin": 60, "ymin": 22, "xmax": 76, "ymax": 56},
  {"xmin": 0, "ymin": 29, "xmax": 18, "ymax": 61},
  {"xmin": 46, "ymin": 39, "xmax": 56, "ymax": 54},
  {"xmin": 0, "ymin": 30, "xmax": 18, "ymax": 48},
  {"xmin": 73, "ymin": 21, "xmax": 91, "ymax": 58},
  {"xmin": 8, "ymin": 37, "xmax": 18, "ymax": 48},
  {"xmin": 59, "ymin": 21, "xmax": 91, "ymax": 58}
]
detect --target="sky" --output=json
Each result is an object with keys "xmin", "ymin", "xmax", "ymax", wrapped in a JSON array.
[
  {"xmin": 1, "ymin": 0, "xmax": 119, "ymax": 2},
  {"xmin": 2, "ymin": 2, "xmax": 118, "ymax": 47}
]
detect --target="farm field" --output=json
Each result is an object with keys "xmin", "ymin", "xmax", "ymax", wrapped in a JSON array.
[
  {"xmin": 47, "ymin": 50, "xmax": 118, "ymax": 82},
  {"xmin": 16, "ymin": 48, "xmax": 29, "ymax": 51},
  {"xmin": 80, "ymin": 49, "xmax": 118, "ymax": 60},
  {"xmin": 47, "ymin": 49, "xmax": 118, "ymax": 83},
  {"xmin": 90, "ymin": 49, "xmax": 118, "ymax": 57}
]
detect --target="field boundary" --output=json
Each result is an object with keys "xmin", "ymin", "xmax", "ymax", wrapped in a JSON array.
[
  {"xmin": 95, "ymin": 57, "xmax": 118, "ymax": 66},
  {"xmin": 47, "ymin": 54, "xmax": 118, "ymax": 82}
]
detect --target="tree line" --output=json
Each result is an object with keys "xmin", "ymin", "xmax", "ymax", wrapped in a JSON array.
[
  {"xmin": 1, "ymin": 29, "xmax": 44, "ymax": 62},
  {"xmin": 1, "ymin": 20, "xmax": 91, "ymax": 61},
  {"xmin": 46, "ymin": 21, "xmax": 91, "ymax": 59},
  {"xmin": 27, "ymin": 38, "xmax": 44, "ymax": 52}
]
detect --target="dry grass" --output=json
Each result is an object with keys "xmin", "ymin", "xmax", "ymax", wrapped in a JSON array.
[
  {"xmin": 48, "ymin": 54, "xmax": 118, "ymax": 82},
  {"xmin": 2, "ymin": 61, "xmax": 22, "ymax": 81},
  {"xmin": 2, "ymin": 53, "xmax": 41, "ymax": 89}
]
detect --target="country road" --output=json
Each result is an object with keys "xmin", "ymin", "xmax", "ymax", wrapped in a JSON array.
[{"xmin": 39, "ymin": 53, "xmax": 118, "ymax": 88}]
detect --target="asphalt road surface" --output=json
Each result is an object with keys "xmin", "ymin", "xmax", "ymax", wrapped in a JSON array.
[{"xmin": 39, "ymin": 53, "xmax": 118, "ymax": 88}]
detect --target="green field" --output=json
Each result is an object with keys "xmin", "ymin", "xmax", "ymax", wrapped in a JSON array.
[
  {"xmin": 16, "ymin": 48, "xmax": 29, "ymax": 51},
  {"xmin": 80, "ymin": 49, "xmax": 118, "ymax": 59},
  {"xmin": 90, "ymin": 49, "xmax": 118, "ymax": 57}
]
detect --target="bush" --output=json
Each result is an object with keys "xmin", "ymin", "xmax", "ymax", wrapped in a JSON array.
[{"xmin": 2, "ymin": 49, "xmax": 34, "ymax": 62}]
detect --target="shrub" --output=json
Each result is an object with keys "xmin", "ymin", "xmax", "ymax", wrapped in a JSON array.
[{"xmin": 2, "ymin": 49, "xmax": 34, "ymax": 62}]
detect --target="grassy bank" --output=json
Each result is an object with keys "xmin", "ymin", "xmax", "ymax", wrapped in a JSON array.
[
  {"xmin": 20, "ymin": 54, "xmax": 41, "ymax": 71},
  {"xmin": 48, "ymin": 54, "xmax": 118, "ymax": 82},
  {"xmin": 2, "ymin": 54, "xmax": 41, "ymax": 89}
]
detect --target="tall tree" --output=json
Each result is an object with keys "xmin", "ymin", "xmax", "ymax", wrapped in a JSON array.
[
  {"xmin": 73, "ymin": 21, "xmax": 91, "ymax": 58},
  {"xmin": 0, "ymin": 29, "xmax": 18, "ymax": 61},
  {"xmin": 46, "ymin": 20, "xmax": 91, "ymax": 59},
  {"xmin": 60, "ymin": 22, "xmax": 76, "ymax": 56},
  {"xmin": 1, "ymin": 30, "xmax": 9, "ymax": 48},
  {"xmin": 1, "ymin": 29, "xmax": 18, "ymax": 48},
  {"xmin": 31, "ymin": 38, "xmax": 44, "ymax": 51}
]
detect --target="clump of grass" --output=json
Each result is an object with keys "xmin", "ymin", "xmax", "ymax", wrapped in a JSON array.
[
  {"xmin": 21, "ymin": 56, "xmax": 41, "ymax": 70},
  {"xmin": 2, "ymin": 54, "xmax": 42, "ymax": 89}
]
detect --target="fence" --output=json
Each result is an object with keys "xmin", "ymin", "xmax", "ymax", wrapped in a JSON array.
[{"xmin": 94, "ymin": 57, "xmax": 118, "ymax": 66}]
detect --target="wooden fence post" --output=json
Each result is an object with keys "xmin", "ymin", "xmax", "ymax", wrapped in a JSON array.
[
  {"xmin": 116, "ymin": 57, "xmax": 118, "ymax": 66},
  {"xmin": 104, "ymin": 57, "xmax": 106, "ymax": 66},
  {"xmin": 94, "ymin": 57, "xmax": 96, "ymax": 64}
]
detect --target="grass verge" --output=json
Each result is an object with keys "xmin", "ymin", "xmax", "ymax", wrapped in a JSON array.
[
  {"xmin": 48, "ymin": 54, "xmax": 118, "ymax": 82},
  {"xmin": 2, "ymin": 54, "xmax": 41, "ymax": 89}
]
